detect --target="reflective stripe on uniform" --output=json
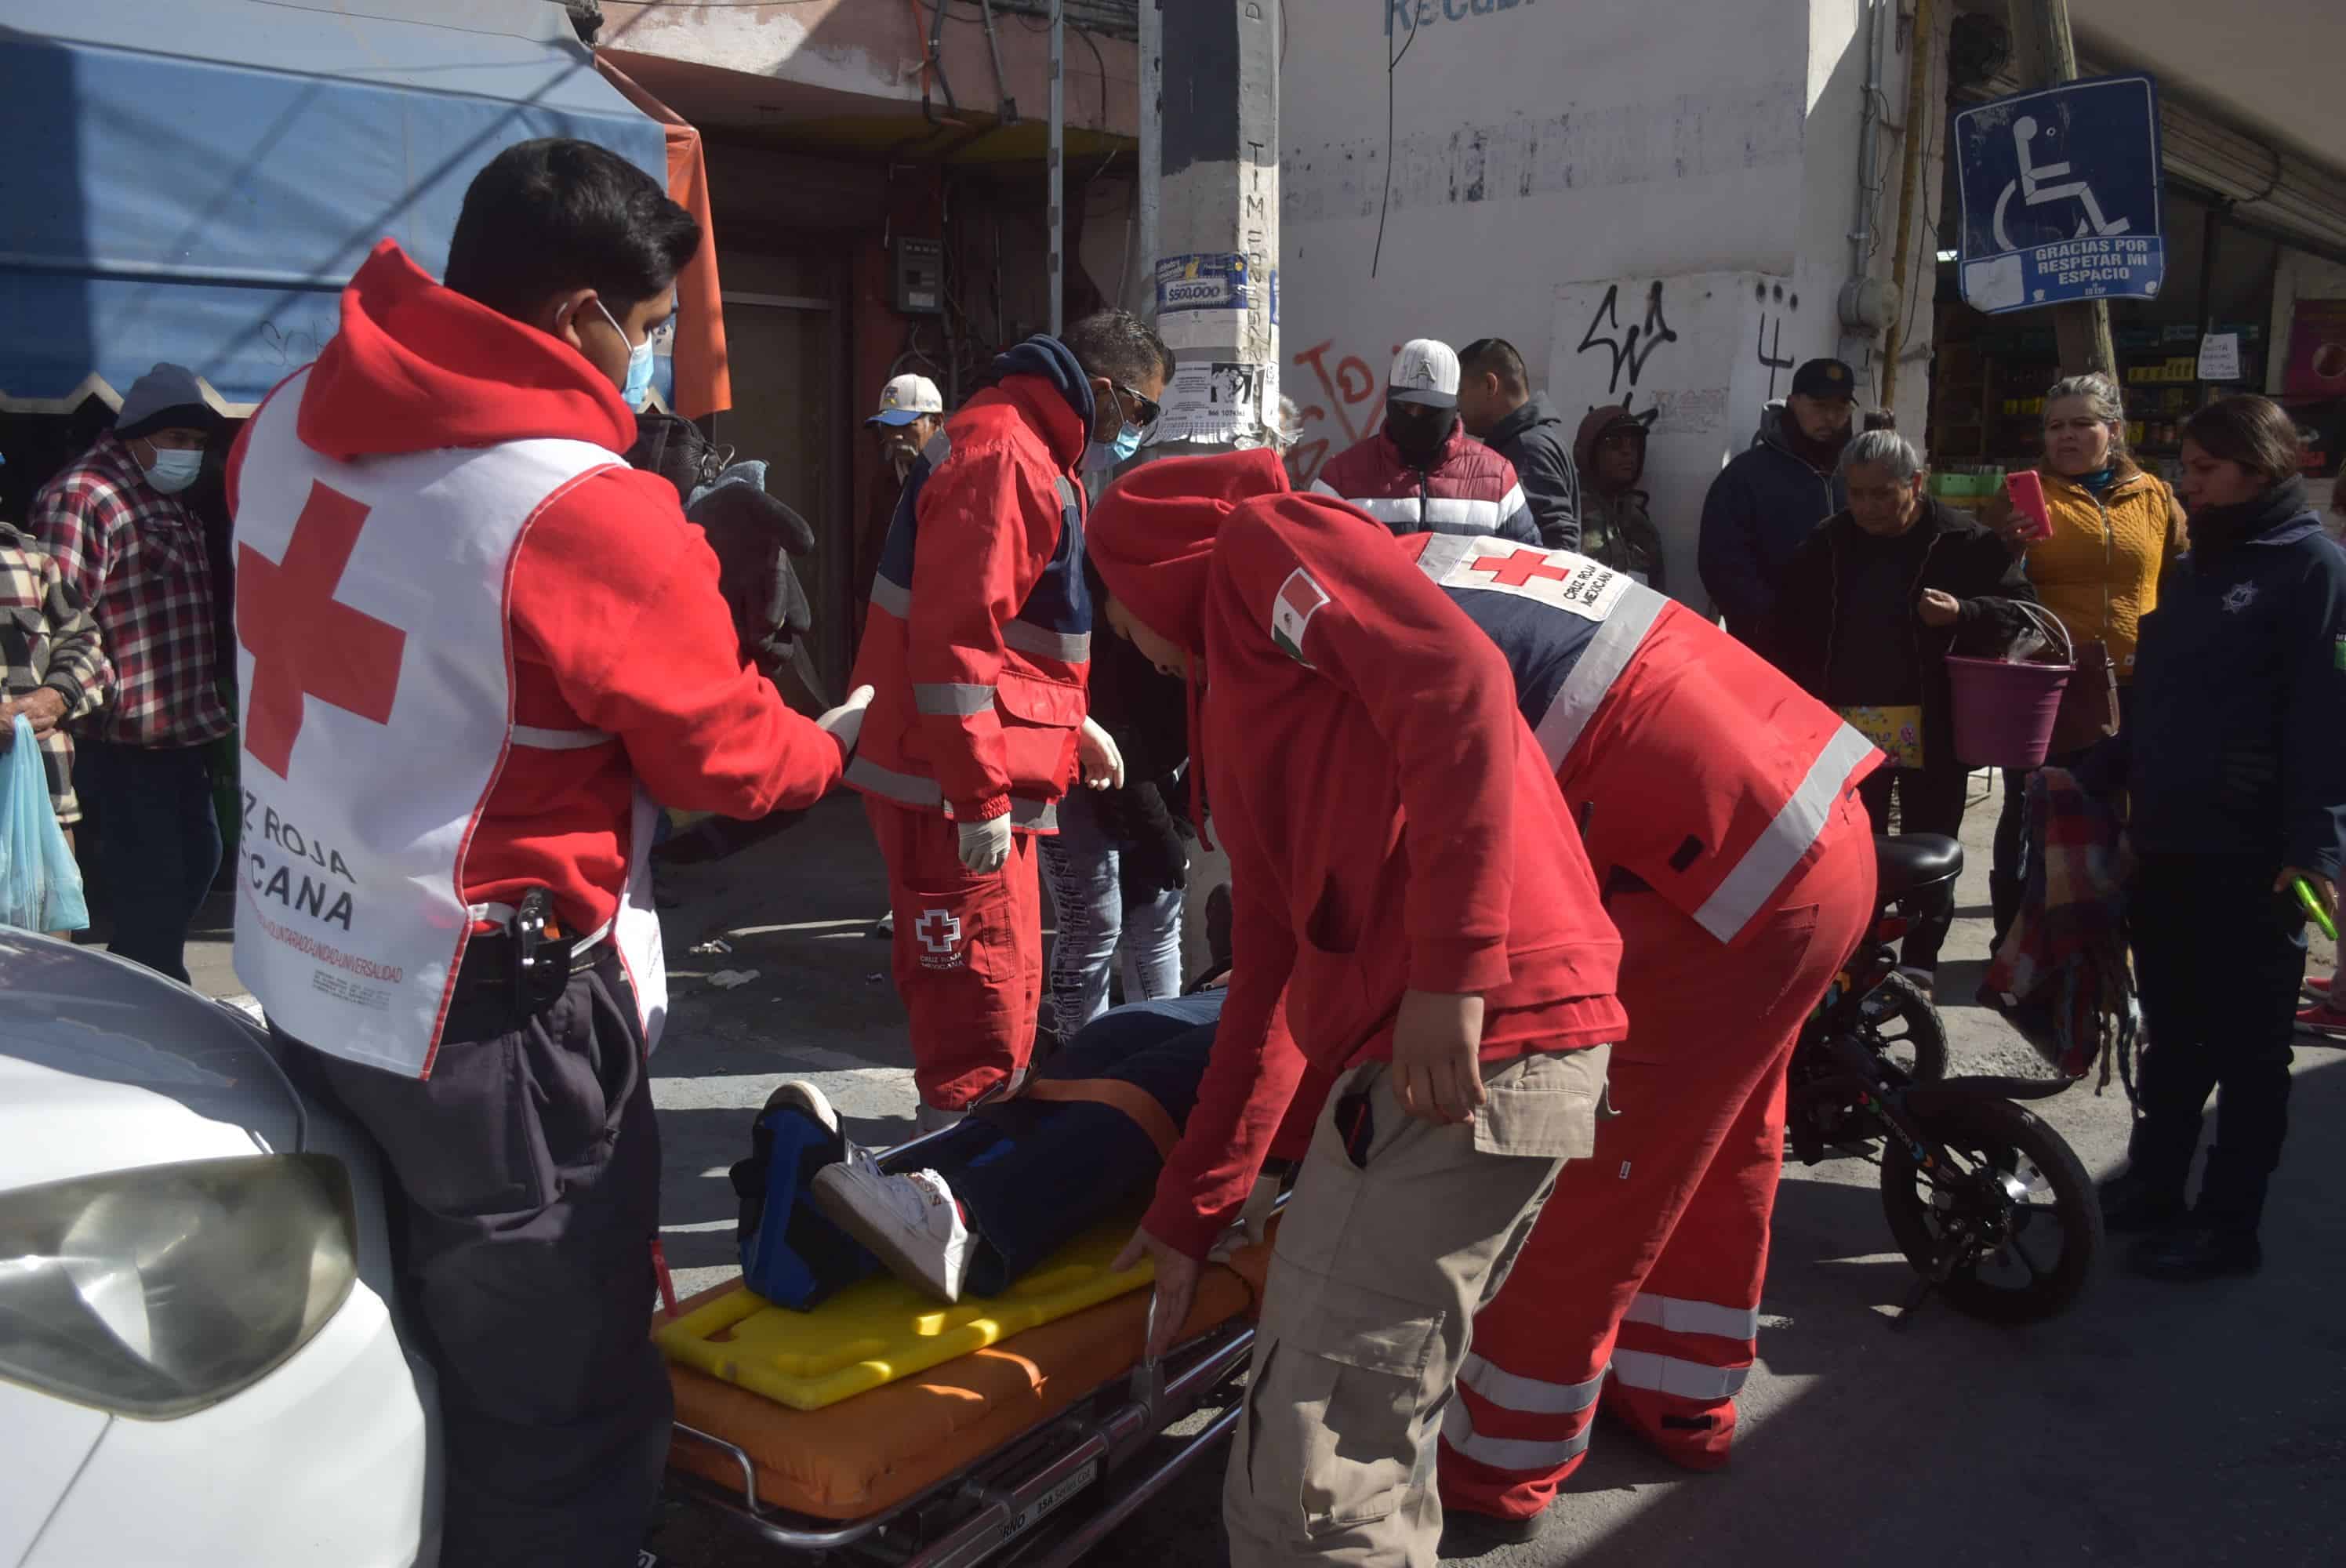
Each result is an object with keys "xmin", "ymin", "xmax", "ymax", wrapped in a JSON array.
[
  {"xmin": 848, "ymin": 755, "xmax": 1059, "ymax": 832},
  {"xmin": 1440, "ymin": 1400, "xmax": 1594, "ymax": 1472},
  {"xmin": 1002, "ymin": 620, "xmax": 1090, "ymax": 662},
  {"xmin": 1622, "ymin": 1292, "xmax": 1762, "ymax": 1342},
  {"xmin": 1052, "ymin": 475, "xmax": 1081, "ymax": 510},
  {"xmin": 1458, "ymin": 1352, "xmax": 1607, "ymax": 1414},
  {"xmin": 869, "ymin": 573, "xmax": 912, "ymax": 619},
  {"xmin": 1529, "ymin": 578, "xmax": 1670, "ymax": 765},
  {"xmin": 1609, "ymin": 1348, "xmax": 1749, "ymax": 1402},
  {"xmin": 1008, "ymin": 797, "xmax": 1059, "ymax": 832},
  {"xmin": 1344, "ymin": 494, "xmax": 1513, "ymax": 534},
  {"xmin": 1308, "ymin": 478, "xmax": 1342, "ymax": 498},
  {"xmin": 847, "ymin": 755, "xmax": 944, "ymax": 809},
  {"xmin": 510, "ymin": 725, "xmax": 615, "ymax": 750},
  {"xmin": 913, "ymin": 682, "xmax": 997, "ymax": 717},
  {"xmin": 1690, "ymin": 721, "xmax": 1877, "ymax": 942}
]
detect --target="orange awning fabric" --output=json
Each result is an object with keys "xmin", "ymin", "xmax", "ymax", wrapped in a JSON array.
[{"xmin": 595, "ymin": 55, "xmax": 731, "ymax": 420}]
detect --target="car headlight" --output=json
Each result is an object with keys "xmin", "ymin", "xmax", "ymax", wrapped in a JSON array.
[{"xmin": 0, "ymin": 1154, "xmax": 358, "ymax": 1419}]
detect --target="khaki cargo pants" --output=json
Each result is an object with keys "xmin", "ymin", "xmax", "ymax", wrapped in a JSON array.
[{"xmin": 1225, "ymin": 1044, "xmax": 1612, "ymax": 1567}]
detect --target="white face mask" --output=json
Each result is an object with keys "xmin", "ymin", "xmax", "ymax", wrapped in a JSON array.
[{"xmin": 139, "ymin": 446, "xmax": 204, "ymax": 494}]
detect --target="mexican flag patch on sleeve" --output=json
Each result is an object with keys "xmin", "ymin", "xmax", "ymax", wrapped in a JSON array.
[{"xmin": 1270, "ymin": 568, "xmax": 1331, "ymax": 667}]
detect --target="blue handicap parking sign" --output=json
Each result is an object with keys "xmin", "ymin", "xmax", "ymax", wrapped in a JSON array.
[{"xmin": 1955, "ymin": 74, "xmax": 2165, "ymax": 315}]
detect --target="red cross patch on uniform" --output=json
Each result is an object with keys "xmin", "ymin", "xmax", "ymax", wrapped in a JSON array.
[{"xmin": 1270, "ymin": 568, "xmax": 1331, "ymax": 667}]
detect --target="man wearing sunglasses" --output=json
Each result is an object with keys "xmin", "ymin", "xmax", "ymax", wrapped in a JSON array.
[{"xmin": 848, "ymin": 310, "xmax": 1173, "ymax": 1130}]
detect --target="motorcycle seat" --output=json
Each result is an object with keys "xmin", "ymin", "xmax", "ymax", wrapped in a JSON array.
[{"xmin": 1875, "ymin": 833, "xmax": 1963, "ymax": 898}]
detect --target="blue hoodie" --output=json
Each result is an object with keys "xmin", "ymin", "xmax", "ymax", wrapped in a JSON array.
[{"xmin": 2097, "ymin": 492, "xmax": 2346, "ymax": 877}]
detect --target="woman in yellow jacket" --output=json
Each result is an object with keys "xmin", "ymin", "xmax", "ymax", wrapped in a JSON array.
[{"xmin": 1984, "ymin": 372, "xmax": 2188, "ymax": 946}]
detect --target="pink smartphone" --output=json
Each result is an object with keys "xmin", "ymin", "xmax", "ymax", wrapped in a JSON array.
[{"xmin": 2005, "ymin": 470, "xmax": 2053, "ymax": 542}]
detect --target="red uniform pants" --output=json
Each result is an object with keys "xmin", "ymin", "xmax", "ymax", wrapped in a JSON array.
[
  {"xmin": 866, "ymin": 799, "xmax": 1044, "ymax": 1112},
  {"xmin": 1439, "ymin": 795, "xmax": 1876, "ymax": 1517}
]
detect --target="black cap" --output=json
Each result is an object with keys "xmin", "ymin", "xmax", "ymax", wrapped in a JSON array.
[{"xmin": 1790, "ymin": 358, "xmax": 1858, "ymax": 402}]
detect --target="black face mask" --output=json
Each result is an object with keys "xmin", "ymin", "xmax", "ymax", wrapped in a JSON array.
[
  {"xmin": 1388, "ymin": 405, "xmax": 1456, "ymax": 468},
  {"xmin": 2186, "ymin": 476, "xmax": 2308, "ymax": 554}
]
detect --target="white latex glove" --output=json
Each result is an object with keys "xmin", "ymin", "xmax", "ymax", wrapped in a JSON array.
[
  {"xmin": 1077, "ymin": 716, "xmax": 1126, "ymax": 790},
  {"xmin": 957, "ymin": 814, "xmax": 1013, "ymax": 873},
  {"xmin": 815, "ymin": 684, "xmax": 876, "ymax": 758}
]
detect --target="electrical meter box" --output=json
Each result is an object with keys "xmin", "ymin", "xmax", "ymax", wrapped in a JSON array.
[{"xmin": 893, "ymin": 238, "xmax": 945, "ymax": 315}]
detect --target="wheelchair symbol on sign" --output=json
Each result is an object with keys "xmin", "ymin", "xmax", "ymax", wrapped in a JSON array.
[{"xmin": 1992, "ymin": 114, "xmax": 2134, "ymax": 250}]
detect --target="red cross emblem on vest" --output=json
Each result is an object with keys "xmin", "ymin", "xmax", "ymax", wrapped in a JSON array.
[
  {"xmin": 237, "ymin": 482, "xmax": 408, "ymax": 779},
  {"xmin": 1468, "ymin": 549, "xmax": 1574, "ymax": 590}
]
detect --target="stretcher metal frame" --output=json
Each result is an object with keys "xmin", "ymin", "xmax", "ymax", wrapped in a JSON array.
[{"xmin": 663, "ymin": 1128, "xmax": 1280, "ymax": 1566}]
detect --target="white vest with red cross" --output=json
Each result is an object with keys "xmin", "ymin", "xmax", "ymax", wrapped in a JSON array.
[
  {"xmin": 1405, "ymin": 533, "xmax": 1879, "ymax": 944},
  {"xmin": 229, "ymin": 367, "xmax": 666, "ymax": 1078}
]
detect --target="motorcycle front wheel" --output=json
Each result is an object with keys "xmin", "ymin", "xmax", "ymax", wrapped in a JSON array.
[{"xmin": 1879, "ymin": 1094, "xmax": 2101, "ymax": 1324}]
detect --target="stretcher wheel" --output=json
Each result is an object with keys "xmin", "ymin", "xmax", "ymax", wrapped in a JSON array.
[
  {"xmin": 1879, "ymin": 1095, "xmax": 2101, "ymax": 1323},
  {"xmin": 1858, "ymin": 971, "xmax": 1948, "ymax": 1084}
]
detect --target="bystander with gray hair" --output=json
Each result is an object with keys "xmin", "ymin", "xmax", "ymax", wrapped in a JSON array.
[{"xmin": 1766, "ymin": 430, "xmax": 2037, "ymax": 989}]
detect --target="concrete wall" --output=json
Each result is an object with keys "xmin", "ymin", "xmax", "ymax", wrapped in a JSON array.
[{"xmin": 1278, "ymin": 0, "xmax": 1942, "ymax": 604}]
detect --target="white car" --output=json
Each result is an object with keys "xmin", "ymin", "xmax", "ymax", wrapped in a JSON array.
[{"xmin": 0, "ymin": 931, "xmax": 438, "ymax": 1567}]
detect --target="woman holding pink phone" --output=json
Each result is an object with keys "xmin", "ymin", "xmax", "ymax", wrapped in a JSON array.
[{"xmin": 1982, "ymin": 372, "xmax": 2188, "ymax": 948}]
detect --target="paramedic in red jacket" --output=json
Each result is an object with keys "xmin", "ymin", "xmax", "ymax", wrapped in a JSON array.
[
  {"xmin": 1088, "ymin": 450, "xmax": 1625, "ymax": 1568},
  {"xmin": 1397, "ymin": 535, "xmax": 1879, "ymax": 1544},
  {"xmin": 1311, "ymin": 337, "xmax": 1540, "ymax": 542},
  {"xmin": 226, "ymin": 141, "xmax": 866, "ymax": 1568},
  {"xmin": 848, "ymin": 314, "xmax": 1171, "ymax": 1127}
]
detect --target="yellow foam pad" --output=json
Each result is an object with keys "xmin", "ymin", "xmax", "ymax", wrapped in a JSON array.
[{"xmin": 654, "ymin": 1220, "xmax": 1153, "ymax": 1411}]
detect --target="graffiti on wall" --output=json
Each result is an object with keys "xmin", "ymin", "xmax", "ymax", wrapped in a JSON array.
[
  {"xmin": 1285, "ymin": 337, "xmax": 1402, "ymax": 488},
  {"xmin": 1574, "ymin": 281, "xmax": 1678, "ymax": 398},
  {"xmin": 1752, "ymin": 279, "xmax": 1802, "ymax": 400}
]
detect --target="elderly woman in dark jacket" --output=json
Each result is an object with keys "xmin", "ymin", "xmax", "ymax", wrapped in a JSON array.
[
  {"xmin": 1771, "ymin": 430, "xmax": 2036, "ymax": 985},
  {"xmin": 2089, "ymin": 395, "xmax": 2346, "ymax": 1283}
]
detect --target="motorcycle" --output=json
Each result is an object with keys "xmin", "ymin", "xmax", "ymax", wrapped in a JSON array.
[{"xmin": 1785, "ymin": 833, "xmax": 2103, "ymax": 1324}]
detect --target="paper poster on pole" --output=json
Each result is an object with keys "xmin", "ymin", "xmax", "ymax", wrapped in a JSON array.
[
  {"xmin": 1160, "ymin": 361, "xmax": 1267, "ymax": 444},
  {"xmin": 2195, "ymin": 332, "xmax": 2242, "ymax": 383},
  {"xmin": 1154, "ymin": 252, "xmax": 1252, "ymax": 353}
]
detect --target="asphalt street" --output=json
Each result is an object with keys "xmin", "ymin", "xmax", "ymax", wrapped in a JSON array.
[{"xmin": 183, "ymin": 775, "xmax": 2346, "ymax": 1568}]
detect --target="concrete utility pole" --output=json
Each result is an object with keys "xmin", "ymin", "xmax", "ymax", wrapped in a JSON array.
[
  {"xmin": 2007, "ymin": 0, "xmax": 2119, "ymax": 377},
  {"xmin": 1048, "ymin": 1, "xmax": 1064, "ymax": 336},
  {"xmin": 1146, "ymin": 0, "xmax": 1280, "ymax": 455}
]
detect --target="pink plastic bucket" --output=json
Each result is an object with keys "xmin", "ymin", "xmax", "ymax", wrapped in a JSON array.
[{"xmin": 1945, "ymin": 655, "xmax": 2072, "ymax": 769}]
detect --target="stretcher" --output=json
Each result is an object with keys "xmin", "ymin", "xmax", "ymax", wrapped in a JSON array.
[{"xmin": 659, "ymin": 1133, "xmax": 1281, "ymax": 1567}]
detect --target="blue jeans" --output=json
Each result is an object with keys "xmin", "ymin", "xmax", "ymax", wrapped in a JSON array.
[
  {"xmin": 1037, "ymin": 787, "xmax": 1183, "ymax": 1034},
  {"xmin": 948, "ymin": 992, "xmax": 1224, "ymax": 1293},
  {"xmin": 78, "ymin": 739, "xmax": 222, "ymax": 984}
]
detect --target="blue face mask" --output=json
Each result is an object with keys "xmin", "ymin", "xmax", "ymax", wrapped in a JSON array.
[
  {"xmin": 1086, "ymin": 423, "xmax": 1143, "ymax": 471},
  {"xmin": 139, "ymin": 446, "xmax": 204, "ymax": 494},
  {"xmin": 592, "ymin": 299, "xmax": 656, "ymax": 412}
]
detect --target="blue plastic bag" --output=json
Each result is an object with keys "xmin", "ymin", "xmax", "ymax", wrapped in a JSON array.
[{"xmin": 0, "ymin": 713, "xmax": 89, "ymax": 933}]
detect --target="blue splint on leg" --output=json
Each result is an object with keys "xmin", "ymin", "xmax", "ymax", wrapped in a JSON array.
[{"xmin": 732, "ymin": 1104, "xmax": 880, "ymax": 1310}]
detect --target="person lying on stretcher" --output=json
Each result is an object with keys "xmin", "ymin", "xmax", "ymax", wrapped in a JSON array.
[{"xmin": 751, "ymin": 986, "xmax": 1231, "ymax": 1304}]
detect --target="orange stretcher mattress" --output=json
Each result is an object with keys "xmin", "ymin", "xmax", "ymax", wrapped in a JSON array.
[{"xmin": 663, "ymin": 1242, "xmax": 1274, "ymax": 1522}]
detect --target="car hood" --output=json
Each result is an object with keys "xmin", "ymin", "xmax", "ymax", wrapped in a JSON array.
[{"xmin": 0, "ymin": 933, "xmax": 302, "ymax": 1191}]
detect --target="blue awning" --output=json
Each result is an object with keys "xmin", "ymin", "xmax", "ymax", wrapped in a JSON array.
[{"xmin": 0, "ymin": 0, "xmax": 667, "ymax": 409}]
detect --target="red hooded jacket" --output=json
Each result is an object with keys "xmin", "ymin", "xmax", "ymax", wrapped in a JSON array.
[
  {"xmin": 1088, "ymin": 452, "xmax": 1625, "ymax": 1258},
  {"xmin": 227, "ymin": 241, "xmax": 844, "ymax": 935},
  {"xmin": 846, "ymin": 337, "xmax": 1095, "ymax": 829}
]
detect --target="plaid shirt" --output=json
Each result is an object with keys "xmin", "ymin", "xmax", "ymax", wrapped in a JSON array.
[
  {"xmin": 32, "ymin": 431, "xmax": 232, "ymax": 748},
  {"xmin": 2, "ymin": 521, "xmax": 113, "ymax": 822}
]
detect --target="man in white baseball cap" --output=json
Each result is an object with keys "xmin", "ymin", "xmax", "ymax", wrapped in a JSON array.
[
  {"xmin": 1311, "ymin": 338, "xmax": 1539, "ymax": 543},
  {"xmin": 859, "ymin": 373, "xmax": 948, "ymax": 640}
]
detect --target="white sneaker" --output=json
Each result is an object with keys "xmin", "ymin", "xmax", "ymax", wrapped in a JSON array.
[{"xmin": 812, "ymin": 1163, "xmax": 972, "ymax": 1302}]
